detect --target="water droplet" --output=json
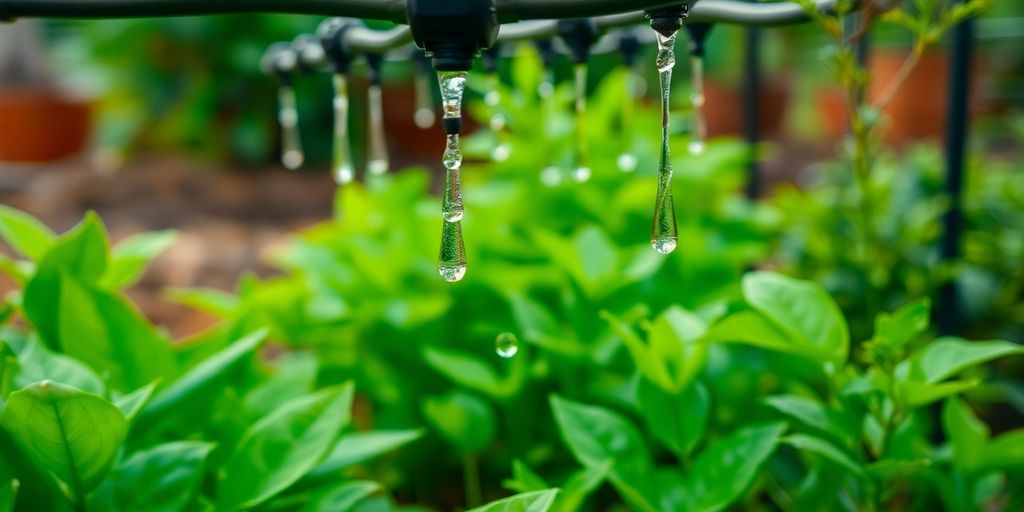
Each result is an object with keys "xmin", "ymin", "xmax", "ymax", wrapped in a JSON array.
[
  {"xmin": 540, "ymin": 166, "xmax": 562, "ymax": 187},
  {"xmin": 367, "ymin": 84, "xmax": 389, "ymax": 174},
  {"xmin": 537, "ymin": 80, "xmax": 554, "ymax": 98},
  {"xmin": 277, "ymin": 85, "xmax": 304, "ymax": 170},
  {"xmin": 485, "ymin": 90, "xmax": 501, "ymax": 107},
  {"xmin": 572, "ymin": 166, "xmax": 592, "ymax": 183},
  {"xmin": 617, "ymin": 153, "xmax": 638, "ymax": 172},
  {"xmin": 415, "ymin": 108, "xmax": 435, "ymax": 129},
  {"xmin": 650, "ymin": 30, "xmax": 679, "ymax": 254},
  {"xmin": 438, "ymin": 216, "xmax": 467, "ymax": 282},
  {"xmin": 495, "ymin": 332, "xmax": 519, "ymax": 358},
  {"xmin": 491, "ymin": 143, "xmax": 511, "ymax": 162},
  {"xmin": 442, "ymin": 133, "xmax": 464, "ymax": 222},
  {"xmin": 440, "ymin": 71, "xmax": 467, "ymax": 119},
  {"xmin": 688, "ymin": 140, "xmax": 706, "ymax": 155},
  {"xmin": 413, "ymin": 66, "xmax": 436, "ymax": 129},
  {"xmin": 489, "ymin": 113, "xmax": 506, "ymax": 132},
  {"xmin": 331, "ymin": 74, "xmax": 355, "ymax": 185}
]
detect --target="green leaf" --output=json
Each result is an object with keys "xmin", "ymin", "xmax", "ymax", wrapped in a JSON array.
[
  {"xmin": 899, "ymin": 379, "xmax": 980, "ymax": 408},
  {"xmin": 503, "ymin": 459, "xmax": 548, "ymax": 493},
  {"xmin": 705, "ymin": 311, "xmax": 800, "ymax": 357},
  {"xmin": 741, "ymin": 272, "xmax": 849, "ymax": 365},
  {"xmin": 556, "ymin": 461, "xmax": 610, "ymax": 512},
  {"xmin": 302, "ymin": 481, "xmax": 380, "ymax": 512},
  {"xmin": 218, "ymin": 383, "xmax": 354, "ymax": 510},
  {"xmin": 0, "ymin": 381, "xmax": 126, "ymax": 504},
  {"xmin": 638, "ymin": 379, "xmax": 708, "ymax": 458},
  {"xmin": 646, "ymin": 307, "xmax": 708, "ymax": 392},
  {"xmin": 763, "ymin": 395, "xmax": 852, "ymax": 442},
  {"xmin": 468, "ymin": 489, "xmax": 559, "ymax": 512},
  {"xmin": 783, "ymin": 434, "xmax": 864, "ymax": 478},
  {"xmin": 422, "ymin": 391, "xmax": 496, "ymax": 455},
  {"xmin": 165, "ymin": 287, "xmax": 240, "ymax": 317},
  {"xmin": 0, "ymin": 205, "xmax": 56, "ymax": 261},
  {"xmin": 684, "ymin": 422, "xmax": 786, "ymax": 512},
  {"xmin": 242, "ymin": 351, "xmax": 318, "ymax": 420},
  {"xmin": 22, "ymin": 212, "xmax": 109, "ymax": 347},
  {"xmin": 981, "ymin": 430, "xmax": 1024, "ymax": 470},
  {"xmin": 423, "ymin": 346, "xmax": 508, "ymax": 398},
  {"xmin": 906, "ymin": 338, "xmax": 1023, "ymax": 384},
  {"xmin": 136, "ymin": 329, "xmax": 267, "ymax": 432},
  {"xmin": 10, "ymin": 337, "xmax": 105, "ymax": 396},
  {"xmin": 307, "ymin": 430, "xmax": 423, "ymax": 480},
  {"xmin": 102, "ymin": 230, "xmax": 178, "ymax": 289},
  {"xmin": 550, "ymin": 395, "xmax": 654, "ymax": 510},
  {"xmin": 99, "ymin": 441, "xmax": 213, "ymax": 512},
  {"xmin": 873, "ymin": 298, "xmax": 930, "ymax": 350},
  {"xmin": 57, "ymin": 274, "xmax": 176, "ymax": 391},
  {"xmin": 943, "ymin": 397, "xmax": 988, "ymax": 472},
  {"xmin": 115, "ymin": 382, "xmax": 158, "ymax": 423}
]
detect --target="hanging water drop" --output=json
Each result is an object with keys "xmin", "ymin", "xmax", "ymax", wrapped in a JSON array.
[
  {"xmin": 689, "ymin": 54, "xmax": 707, "ymax": 155},
  {"xmin": 278, "ymin": 85, "xmax": 304, "ymax": 170},
  {"xmin": 495, "ymin": 332, "xmax": 519, "ymax": 358},
  {"xmin": 413, "ymin": 54, "xmax": 436, "ymax": 129},
  {"xmin": 366, "ymin": 54, "xmax": 389, "ymax": 175},
  {"xmin": 571, "ymin": 63, "xmax": 591, "ymax": 183},
  {"xmin": 437, "ymin": 70, "xmax": 469, "ymax": 282},
  {"xmin": 617, "ymin": 32, "xmax": 641, "ymax": 173},
  {"xmin": 331, "ymin": 74, "xmax": 355, "ymax": 185},
  {"xmin": 650, "ymin": 30, "xmax": 679, "ymax": 255}
]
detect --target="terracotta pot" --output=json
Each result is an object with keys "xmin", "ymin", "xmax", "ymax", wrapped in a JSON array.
[
  {"xmin": 703, "ymin": 76, "xmax": 792, "ymax": 138},
  {"xmin": 0, "ymin": 88, "xmax": 91, "ymax": 163}
]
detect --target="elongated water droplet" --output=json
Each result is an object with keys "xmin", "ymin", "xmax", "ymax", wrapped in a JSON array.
[
  {"xmin": 438, "ymin": 217, "xmax": 467, "ymax": 282},
  {"xmin": 367, "ymin": 83, "xmax": 389, "ymax": 175},
  {"xmin": 495, "ymin": 332, "xmax": 519, "ymax": 358},
  {"xmin": 689, "ymin": 54, "xmax": 707, "ymax": 155},
  {"xmin": 331, "ymin": 74, "xmax": 355, "ymax": 185},
  {"xmin": 437, "ymin": 71, "xmax": 469, "ymax": 282},
  {"xmin": 651, "ymin": 31, "xmax": 678, "ymax": 255},
  {"xmin": 572, "ymin": 63, "xmax": 591, "ymax": 183},
  {"xmin": 413, "ymin": 66, "xmax": 436, "ymax": 129},
  {"xmin": 278, "ymin": 85, "xmax": 303, "ymax": 170},
  {"xmin": 618, "ymin": 63, "xmax": 641, "ymax": 172}
]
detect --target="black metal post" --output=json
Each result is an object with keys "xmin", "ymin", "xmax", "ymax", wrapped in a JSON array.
[
  {"xmin": 937, "ymin": 8, "xmax": 974, "ymax": 336},
  {"xmin": 742, "ymin": 21, "xmax": 761, "ymax": 199}
]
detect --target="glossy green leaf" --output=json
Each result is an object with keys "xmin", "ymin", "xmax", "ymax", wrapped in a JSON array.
[
  {"xmin": 423, "ymin": 391, "xmax": 495, "ymax": 455},
  {"xmin": 218, "ymin": 383, "xmax": 354, "ymax": 510},
  {"xmin": 100, "ymin": 441, "xmax": 213, "ymax": 512},
  {"xmin": 137, "ymin": 329, "xmax": 267, "ymax": 431},
  {"xmin": 638, "ymin": 379, "xmax": 708, "ymax": 458},
  {"xmin": 115, "ymin": 382, "xmax": 158, "ymax": 422},
  {"xmin": 899, "ymin": 378, "xmax": 980, "ymax": 407},
  {"xmin": 943, "ymin": 397, "xmax": 988, "ymax": 472},
  {"xmin": 102, "ymin": 230, "xmax": 178, "ymax": 289},
  {"xmin": 307, "ymin": 430, "xmax": 423, "ymax": 480},
  {"xmin": 302, "ymin": 481, "xmax": 380, "ymax": 512},
  {"xmin": 0, "ymin": 205, "xmax": 56, "ymax": 261},
  {"xmin": 57, "ymin": 274, "xmax": 176, "ymax": 391},
  {"xmin": 873, "ymin": 298, "xmax": 930, "ymax": 350},
  {"xmin": 22, "ymin": 212, "xmax": 109, "ymax": 347},
  {"xmin": 0, "ymin": 381, "xmax": 126, "ymax": 504},
  {"xmin": 741, "ymin": 272, "xmax": 849, "ymax": 365},
  {"xmin": 684, "ymin": 422, "xmax": 786, "ymax": 512},
  {"xmin": 646, "ymin": 307, "xmax": 708, "ymax": 392},
  {"xmin": 423, "ymin": 346, "xmax": 507, "ymax": 398},
  {"xmin": 981, "ymin": 430, "xmax": 1024, "ymax": 470},
  {"xmin": 165, "ymin": 287, "xmax": 240, "ymax": 317},
  {"xmin": 242, "ymin": 351, "xmax": 318, "ymax": 420},
  {"xmin": 556, "ymin": 461, "xmax": 610, "ymax": 512},
  {"xmin": 550, "ymin": 395, "xmax": 654, "ymax": 510},
  {"xmin": 906, "ymin": 338, "xmax": 1023, "ymax": 384},
  {"xmin": 468, "ymin": 489, "xmax": 559, "ymax": 512},
  {"xmin": 783, "ymin": 434, "xmax": 864, "ymax": 478},
  {"xmin": 10, "ymin": 337, "xmax": 105, "ymax": 396},
  {"xmin": 503, "ymin": 459, "xmax": 548, "ymax": 493}
]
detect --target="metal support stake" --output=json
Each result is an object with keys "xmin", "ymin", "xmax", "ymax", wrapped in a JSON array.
[
  {"xmin": 741, "ymin": 16, "xmax": 761, "ymax": 199},
  {"xmin": 937, "ymin": 8, "xmax": 974, "ymax": 336}
]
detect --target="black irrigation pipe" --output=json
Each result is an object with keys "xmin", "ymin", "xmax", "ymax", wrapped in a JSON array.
[
  {"xmin": 741, "ymin": 3, "xmax": 761, "ymax": 200},
  {"xmin": 937, "ymin": 5, "xmax": 975, "ymax": 337}
]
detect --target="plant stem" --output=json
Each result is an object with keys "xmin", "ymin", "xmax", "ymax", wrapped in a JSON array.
[
  {"xmin": 463, "ymin": 453, "xmax": 482, "ymax": 508},
  {"xmin": 874, "ymin": 45, "xmax": 924, "ymax": 113}
]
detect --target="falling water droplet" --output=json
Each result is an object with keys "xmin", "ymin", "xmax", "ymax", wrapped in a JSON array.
[
  {"xmin": 437, "ymin": 71, "xmax": 469, "ymax": 282},
  {"xmin": 651, "ymin": 30, "xmax": 679, "ymax": 255},
  {"xmin": 442, "ymin": 134, "xmax": 464, "ymax": 222},
  {"xmin": 617, "ymin": 153, "xmax": 638, "ymax": 172},
  {"xmin": 689, "ymin": 54, "xmax": 707, "ymax": 156},
  {"xmin": 367, "ymin": 83, "xmax": 389, "ymax": 175},
  {"xmin": 278, "ymin": 85, "xmax": 304, "ymax": 170},
  {"xmin": 495, "ymin": 332, "xmax": 519, "ymax": 358},
  {"xmin": 331, "ymin": 74, "xmax": 355, "ymax": 185},
  {"xmin": 572, "ymin": 63, "xmax": 590, "ymax": 183}
]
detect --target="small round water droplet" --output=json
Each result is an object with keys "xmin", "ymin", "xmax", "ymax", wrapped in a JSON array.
[
  {"xmin": 443, "ymin": 209, "xmax": 463, "ymax": 223},
  {"xmin": 495, "ymin": 332, "xmax": 519, "ymax": 358},
  {"xmin": 333, "ymin": 165, "xmax": 354, "ymax": 185},
  {"xmin": 617, "ymin": 153, "xmax": 638, "ymax": 172},
  {"xmin": 537, "ymin": 81, "xmax": 554, "ymax": 98},
  {"xmin": 485, "ymin": 90, "xmax": 501, "ymax": 107},
  {"xmin": 489, "ymin": 113, "xmax": 506, "ymax": 132},
  {"xmin": 368, "ymin": 159, "xmax": 389, "ymax": 175},
  {"xmin": 651, "ymin": 237, "xmax": 677, "ymax": 254},
  {"xmin": 491, "ymin": 143, "xmax": 511, "ymax": 162},
  {"xmin": 415, "ymin": 108, "xmax": 435, "ymax": 129},
  {"xmin": 540, "ymin": 166, "xmax": 562, "ymax": 187},
  {"xmin": 571, "ymin": 166, "xmax": 591, "ymax": 183},
  {"xmin": 438, "ymin": 264, "xmax": 467, "ymax": 282},
  {"xmin": 283, "ymin": 150, "xmax": 303, "ymax": 170},
  {"xmin": 688, "ymin": 140, "xmax": 705, "ymax": 155}
]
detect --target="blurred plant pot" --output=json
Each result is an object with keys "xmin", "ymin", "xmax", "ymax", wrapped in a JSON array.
[
  {"xmin": 0, "ymin": 88, "xmax": 92, "ymax": 163},
  {"xmin": 816, "ymin": 48, "xmax": 983, "ymax": 145},
  {"xmin": 703, "ymin": 75, "xmax": 791, "ymax": 138}
]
